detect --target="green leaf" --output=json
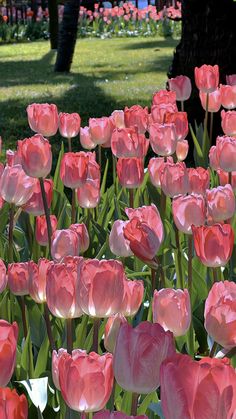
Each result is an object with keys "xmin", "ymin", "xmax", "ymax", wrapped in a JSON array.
[
  {"xmin": 149, "ymin": 401, "xmax": 165, "ymax": 418},
  {"xmin": 20, "ymin": 330, "xmax": 35, "ymax": 380},
  {"xmin": 189, "ymin": 124, "xmax": 204, "ymax": 165},
  {"xmin": 138, "ymin": 392, "xmax": 158, "ymax": 415},
  {"xmin": 53, "ymin": 142, "xmax": 65, "ymax": 194},
  {"xmin": 100, "ymin": 158, "xmax": 109, "ymax": 196},
  {"xmin": 34, "ymin": 334, "xmax": 50, "ymax": 378}
]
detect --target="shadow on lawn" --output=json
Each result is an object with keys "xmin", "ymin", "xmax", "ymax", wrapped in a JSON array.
[{"xmin": 120, "ymin": 37, "xmax": 178, "ymax": 50}]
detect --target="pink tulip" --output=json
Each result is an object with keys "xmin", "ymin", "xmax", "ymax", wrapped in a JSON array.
[
  {"xmin": 160, "ymin": 354, "xmax": 236, "ymax": 419},
  {"xmin": 204, "ymin": 280, "xmax": 236, "ymax": 349},
  {"xmin": 117, "ymin": 158, "xmax": 144, "ymax": 189},
  {"xmin": 152, "ymin": 89, "xmax": 176, "ymax": 105},
  {"xmin": 52, "ymin": 348, "xmax": 67, "ymax": 390},
  {"xmin": 160, "ymin": 161, "xmax": 189, "ymax": 197},
  {"xmin": 58, "ymin": 351, "xmax": 113, "ymax": 412},
  {"xmin": 111, "ymin": 127, "xmax": 149, "ymax": 158},
  {"xmin": 192, "ymin": 224, "xmax": 234, "ymax": 267},
  {"xmin": 94, "ymin": 412, "xmax": 148, "ymax": 419},
  {"xmin": 51, "ymin": 229, "xmax": 80, "ymax": 262},
  {"xmin": 0, "ymin": 165, "xmax": 36, "ymax": 206},
  {"xmin": 148, "ymin": 156, "xmax": 173, "ymax": 188},
  {"xmin": 18, "ymin": 134, "xmax": 52, "ymax": 178},
  {"xmin": 0, "ymin": 259, "xmax": 7, "ymax": 293},
  {"xmin": 124, "ymin": 105, "xmax": 148, "ymax": 134},
  {"xmin": 220, "ymin": 84, "xmax": 236, "ymax": 109},
  {"xmin": 168, "ymin": 75, "xmax": 192, "ymax": 101},
  {"xmin": 165, "ymin": 111, "xmax": 189, "ymax": 141},
  {"xmin": 176, "ymin": 139, "xmax": 189, "ymax": 161},
  {"xmin": 109, "ymin": 220, "xmax": 133, "ymax": 257},
  {"xmin": 218, "ymin": 169, "xmax": 236, "ymax": 190},
  {"xmin": 151, "ymin": 103, "xmax": 177, "ymax": 124},
  {"xmin": 104, "ymin": 314, "xmax": 127, "ymax": 353},
  {"xmin": 60, "ymin": 152, "xmax": 89, "ymax": 189},
  {"xmin": 69, "ymin": 223, "xmax": 89, "ymax": 253},
  {"xmin": 89, "ymin": 117, "xmax": 112, "ymax": 145},
  {"xmin": 199, "ymin": 88, "xmax": 222, "ymax": 112},
  {"xmin": 121, "ymin": 278, "xmax": 144, "ymax": 317},
  {"xmin": 172, "ymin": 194, "xmax": 206, "ymax": 234},
  {"xmin": 209, "ymin": 145, "xmax": 220, "ymax": 170},
  {"xmin": 216, "ymin": 135, "xmax": 236, "ymax": 171},
  {"xmin": 0, "ymin": 320, "xmax": 18, "ymax": 387},
  {"xmin": 46, "ymin": 256, "xmax": 83, "ymax": 318},
  {"xmin": 206, "ymin": 184, "xmax": 235, "ymax": 222},
  {"xmin": 110, "ymin": 110, "xmax": 125, "ymax": 129},
  {"xmin": 36, "ymin": 215, "xmax": 58, "ymax": 246},
  {"xmin": 188, "ymin": 167, "xmax": 210, "ymax": 195},
  {"xmin": 153, "ymin": 288, "xmax": 191, "ymax": 337},
  {"xmin": 77, "ymin": 157, "xmax": 100, "ymax": 209},
  {"xmin": 29, "ymin": 258, "xmax": 53, "ymax": 304},
  {"xmin": 0, "ymin": 387, "xmax": 28, "ymax": 419},
  {"xmin": 6, "ymin": 149, "xmax": 21, "ymax": 167},
  {"xmin": 27, "ymin": 103, "xmax": 58, "ymax": 137},
  {"xmin": 194, "ymin": 64, "xmax": 219, "ymax": 93},
  {"xmin": 226, "ymin": 74, "xmax": 236, "ymax": 86},
  {"xmin": 59, "ymin": 112, "xmax": 81, "ymax": 138},
  {"xmin": 149, "ymin": 122, "xmax": 177, "ymax": 156},
  {"xmin": 113, "ymin": 321, "xmax": 175, "ymax": 394},
  {"xmin": 221, "ymin": 110, "xmax": 236, "ymax": 136},
  {"xmin": 23, "ymin": 178, "xmax": 53, "ymax": 216},
  {"xmin": 80, "ymin": 126, "xmax": 96, "ymax": 150},
  {"xmin": 8, "ymin": 262, "xmax": 30, "ymax": 296}
]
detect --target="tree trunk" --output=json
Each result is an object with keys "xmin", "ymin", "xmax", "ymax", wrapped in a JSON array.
[
  {"xmin": 54, "ymin": 0, "xmax": 80, "ymax": 72},
  {"xmin": 48, "ymin": 0, "xmax": 59, "ymax": 50}
]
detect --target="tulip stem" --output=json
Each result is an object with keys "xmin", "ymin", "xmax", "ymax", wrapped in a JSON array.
[
  {"xmin": 174, "ymin": 226, "xmax": 184, "ymax": 289},
  {"xmin": 160, "ymin": 190, "xmax": 166, "ymax": 220},
  {"xmin": 71, "ymin": 189, "xmax": 76, "ymax": 224},
  {"xmin": 92, "ymin": 318, "xmax": 100, "ymax": 353},
  {"xmin": 113, "ymin": 155, "xmax": 117, "ymax": 195},
  {"xmin": 188, "ymin": 235, "xmax": 193, "ymax": 297},
  {"xmin": 8, "ymin": 203, "xmax": 15, "ymax": 263},
  {"xmin": 18, "ymin": 296, "xmax": 28, "ymax": 339},
  {"xmin": 229, "ymin": 172, "xmax": 232, "ymax": 185},
  {"xmin": 156, "ymin": 256, "xmax": 165, "ymax": 289},
  {"xmin": 212, "ymin": 267, "xmax": 218, "ymax": 283},
  {"xmin": 209, "ymin": 112, "xmax": 214, "ymax": 147},
  {"xmin": 44, "ymin": 304, "xmax": 56, "ymax": 351},
  {"xmin": 68, "ymin": 137, "xmax": 72, "ymax": 152},
  {"xmin": 151, "ymin": 268, "xmax": 157, "ymax": 293},
  {"xmin": 131, "ymin": 393, "xmax": 139, "ymax": 416},
  {"xmin": 209, "ymin": 341, "xmax": 218, "ymax": 358},
  {"xmin": 203, "ymin": 92, "xmax": 209, "ymax": 157},
  {"xmin": 98, "ymin": 145, "xmax": 102, "ymax": 168},
  {"xmin": 66, "ymin": 318, "xmax": 73, "ymax": 354},
  {"xmin": 180, "ymin": 100, "xmax": 184, "ymax": 112},
  {"xmin": 39, "ymin": 177, "xmax": 52, "ymax": 256},
  {"xmin": 129, "ymin": 189, "xmax": 134, "ymax": 208}
]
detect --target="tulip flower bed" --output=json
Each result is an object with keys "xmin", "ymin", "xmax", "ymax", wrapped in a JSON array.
[{"xmin": 0, "ymin": 65, "xmax": 236, "ymax": 419}]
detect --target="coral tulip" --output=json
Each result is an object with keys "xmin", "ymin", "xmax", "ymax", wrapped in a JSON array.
[
  {"xmin": 0, "ymin": 320, "xmax": 18, "ymax": 386},
  {"xmin": 226, "ymin": 74, "xmax": 236, "ymax": 86},
  {"xmin": 80, "ymin": 126, "xmax": 96, "ymax": 150},
  {"xmin": 6, "ymin": 149, "xmax": 21, "ymax": 166},
  {"xmin": 94, "ymin": 412, "xmax": 147, "ymax": 419},
  {"xmin": 77, "ymin": 158, "xmax": 100, "ymax": 208},
  {"xmin": 110, "ymin": 110, "xmax": 125, "ymax": 129},
  {"xmin": 59, "ymin": 112, "xmax": 81, "ymax": 138},
  {"xmin": 149, "ymin": 122, "xmax": 177, "ymax": 156},
  {"xmin": 199, "ymin": 88, "xmax": 222, "ymax": 112},
  {"xmin": 28, "ymin": 258, "xmax": 53, "ymax": 304},
  {"xmin": 176, "ymin": 139, "xmax": 189, "ymax": 161},
  {"xmin": 27, "ymin": 103, "xmax": 58, "ymax": 137},
  {"xmin": 0, "ymin": 259, "xmax": 7, "ymax": 293},
  {"xmin": 0, "ymin": 387, "xmax": 28, "ymax": 419},
  {"xmin": 206, "ymin": 184, "xmax": 235, "ymax": 222},
  {"xmin": 152, "ymin": 89, "xmax": 176, "ymax": 105},
  {"xmin": 221, "ymin": 110, "xmax": 236, "ymax": 136},
  {"xmin": 160, "ymin": 161, "xmax": 189, "ymax": 197},
  {"xmin": 36, "ymin": 215, "xmax": 58, "ymax": 246},
  {"xmin": 60, "ymin": 152, "xmax": 89, "ymax": 189},
  {"xmin": 168, "ymin": 75, "xmax": 192, "ymax": 101},
  {"xmin": 109, "ymin": 220, "xmax": 133, "ymax": 257},
  {"xmin": 18, "ymin": 134, "xmax": 52, "ymax": 178},
  {"xmin": 172, "ymin": 194, "xmax": 206, "ymax": 234},
  {"xmin": 111, "ymin": 127, "xmax": 149, "ymax": 158},
  {"xmin": 8, "ymin": 262, "xmax": 30, "ymax": 296},
  {"xmin": 0, "ymin": 165, "xmax": 36, "ymax": 206},
  {"xmin": 218, "ymin": 169, "xmax": 236, "ymax": 190},
  {"xmin": 89, "ymin": 117, "xmax": 112, "ymax": 145},
  {"xmin": 220, "ymin": 84, "xmax": 236, "ymax": 109},
  {"xmin": 104, "ymin": 313, "xmax": 127, "ymax": 353},
  {"xmin": 216, "ymin": 135, "xmax": 236, "ymax": 171},
  {"xmin": 51, "ymin": 229, "xmax": 79, "ymax": 262},
  {"xmin": 117, "ymin": 158, "xmax": 144, "ymax": 189},
  {"xmin": 188, "ymin": 167, "xmax": 210, "ymax": 195},
  {"xmin": 151, "ymin": 103, "xmax": 177, "ymax": 124},
  {"xmin": 165, "ymin": 111, "xmax": 189, "ymax": 141},
  {"xmin": 148, "ymin": 156, "xmax": 173, "ymax": 188},
  {"xmin": 194, "ymin": 64, "xmax": 219, "ymax": 93},
  {"xmin": 124, "ymin": 105, "xmax": 148, "ymax": 134},
  {"xmin": 69, "ymin": 223, "xmax": 89, "ymax": 253},
  {"xmin": 209, "ymin": 145, "xmax": 220, "ymax": 170},
  {"xmin": 23, "ymin": 178, "xmax": 53, "ymax": 216},
  {"xmin": 121, "ymin": 278, "xmax": 144, "ymax": 317},
  {"xmin": 52, "ymin": 348, "xmax": 67, "ymax": 390}
]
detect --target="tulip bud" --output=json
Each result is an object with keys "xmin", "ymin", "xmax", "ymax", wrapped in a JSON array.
[
  {"xmin": 0, "ymin": 320, "xmax": 18, "ymax": 386},
  {"xmin": 209, "ymin": 146, "xmax": 220, "ymax": 170},
  {"xmin": 77, "ymin": 158, "xmax": 100, "ymax": 209},
  {"xmin": 109, "ymin": 220, "xmax": 133, "ymax": 257},
  {"xmin": 216, "ymin": 135, "xmax": 236, "ymax": 171},
  {"xmin": 221, "ymin": 110, "xmax": 236, "ymax": 136},
  {"xmin": 206, "ymin": 184, "xmax": 235, "ymax": 222},
  {"xmin": 194, "ymin": 64, "xmax": 219, "ymax": 93},
  {"xmin": 176, "ymin": 139, "xmax": 189, "ymax": 161},
  {"xmin": 59, "ymin": 112, "xmax": 81, "ymax": 138},
  {"xmin": 117, "ymin": 158, "xmax": 144, "ymax": 189},
  {"xmin": 104, "ymin": 313, "xmax": 127, "ymax": 353},
  {"xmin": 121, "ymin": 278, "xmax": 144, "ymax": 317},
  {"xmin": 36, "ymin": 215, "xmax": 58, "ymax": 246},
  {"xmin": 148, "ymin": 156, "xmax": 173, "ymax": 187},
  {"xmin": 124, "ymin": 105, "xmax": 148, "ymax": 134},
  {"xmin": 172, "ymin": 194, "xmax": 206, "ymax": 234},
  {"xmin": 6, "ymin": 149, "xmax": 21, "ymax": 166},
  {"xmin": 80, "ymin": 126, "xmax": 96, "ymax": 150},
  {"xmin": 199, "ymin": 88, "xmax": 222, "ymax": 112},
  {"xmin": 152, "ymin": 89, "xmax": 176, "ymax": 105},
  {"xmin": 69, "ymin": 223, "xmax": 90, "ymax": 253},
  {"xmin": 188, "ymin": 167, "xmax": 210, "ymax": 195},
  {"xmin": 160, "ymin": 162, "xmax": 189, "ymax": 197},
  {"xmin": 60, "ymin": 152, "xmax": 89, "ymax": 189},
  {"xmin": 51, "ymin": 229, "xmax": 79, "ymax": 262},
  {"xmin": 168, "ymin": 75, "xmax": 192, "ymax": 101},
  {"xmin": 165, "ymin": 111, "xmax": 189, "ymax": 141},
  {"xmin": 27, "ymin": 103, "xmax": 58, "ymax": 137},
  {"xmin": 151, "ymin": 103, "xmax": 178, "ymax": 124},
  {"xmin": 0, "ymin": 387, "xmax": 28, "ymax": 419},
  {"xmin": 111, "ymin": 127, "xmax": 149, "ymax": 158},
  {"xmin": 217, "ymin": 169, "xmax": 236, "ymax": 190},
  {"xmin": 149, "ymin": 122, "xmax": 177, "ymax": 156},
  {"xmin": 220, "ymin": 84, "xmax": 236, "ymax": 109},
  {"xmin": 29, "ymin": 258, "xmax": 53, "ymax": 304},
  {"xmin": 23, "ymin": 178, "xmax": 53, "ymax": 216},
  {"xmin": 89, "ymin": 117, "xmax": 112, "ymax": 145},
  {"xmin": 8, "ymin": 262, "xmax": 30, "ymax": 296},
  {"xmin": 110, "ymin": 110, "xmax": 125, "ymax": 129},
  {"xmin": 52, "ymin": 348, "xmax": 67, "ymax": 390},
  {"xmin": 18, "ymin": 134, "xmax": 52, "ymax": 178},
  {"xmin": 226, "ymin": 74, "xmax": 236, "ymax": 86},
  {"xmin": 0, "ymin": 165, "xmax": 36, "ymax": 206},
  {"xmin": 0, "ymin": 259, "xmax": 7, "ymax": 293}
]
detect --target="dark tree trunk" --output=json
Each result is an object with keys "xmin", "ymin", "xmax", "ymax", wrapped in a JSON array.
[
  {"xmin": 54, "ymin": 0, "xmax": 80, "ymax": 72},
  {"xmin": 48, "ymin": 0, "xmax": 59, "ymax": 50}
]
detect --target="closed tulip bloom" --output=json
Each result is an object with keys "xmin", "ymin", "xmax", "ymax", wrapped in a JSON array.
[
  {"xmin": 77, "ymin": 158, "xmax": 100, "ymax": 208},
  {"xmin": 188, "ymin": 167, "xmax": 210, "ymax": 195},
  {"xmin": 6, "ymin": 149, "xmax": 21, "ymax": 166},
  {"xmin": 94, "ymin": 412, "xmax": 148, "ymax": 419},
  {"xmin": 80, "ymin": 127, "xmax": 96, "ymax": 150},
  {"xmin": 117, "ymin": 158, "xmax": 144, "ymax": 189},
  {"xmin": 89, "ymin": 117, "xmax": 112, "ymax": 145},
  {"xmin": 165, "ymin": 111, "xmax": 189, "ymax": 141},
  {"xmin": 0, "ymin": 260, "xmax": 7, "ymax": 293},
  {"xmin": 46, "ymin": 257, "xmax": 83, "ymax": 318},
  {"xmin": 160, "ymin": 354, "xmax": 236, "ymax": 419},
  {"xmin": 27, "ymin": 103, "xmax": 58, "ymax": 137},
  {"xmin": 192, "ymin": 224, "xmax": 234, "ymax": 267},
  {"xmin": 194, "ymin": 64, "xmax": 219, "ymax": 93},
  {"xmin": 36, "ymin": 215, "xmax": 58, "ymax": 246},
  {"xmin": 220, "ymin": 84, "xmax": 236, "ymax": 109},
  {"xmin": 126, "ymin": 204, "xmax": 164, "ymax": 244},
  {"xmin": 226, "ymin": 74, "xmax": 236, "ymax": 86},
  {"xmin": 8, "ymin": 262, "xmax": 30, "ymax": 296},
  {"xmin": 29, "ymin": 258, "xmax": 53, "ymax": 304},
  {"xmin": 153, "ymin": 288, "xmax": 191, "ymax": 337},
  {"xmin": 218, "ymin": 169, "xmax": 236, "ymax": 190},
  {"xmin": 121, "ymin": 279, "xmax": 144, "ymax": 317},
  {"xmin": 52, "ymin": 348, "xmax": 67, "ymax": 390},
  {"xmin": 148, "ymin": 156, "xmax": 173, "ymax": 188},
  {"xmin": 160, "ymin": 162, "xmax": 189, "ymax": 197},
  {"xmin": 58, "ymin": 351, "xmax": 113, "ymax": 413},
  {"xmin": 51, "ymin": 229, "xmax": 79, "ymax": 262},
  {"xmin": 216, "ymin": 135, "xmax": 236, "ymax": 171},
  {"xmin": 204, "ymin": 281, "xmax": 236, "ymax": 349},
  {"xmin": 78, "ymin": 259, "xmax": 124, "ymax": 318},
  {"xmin": 0, "ymin": 388, "xmax": 28, "ymax": 419},
  {"xmin": 69, "ymin": 223, "xmax": 89, "ymax": 253},
  {"xmin": 0, "ymin": 165, "xmax": 36, "ymax": 206},
  {"xmin": 206, "ymin": 184, "xmax": 235, "ymax": 222},
  {"xmin": 209, "ymin": 145, "xmax": 220, "ymax": 170},
  {"xmin": 176, "ymin": 140, "xmax": 189, "ymax": 161},
  {"xmin": 110, "ymin": 110, "xmax": 125, "ymax": 129},
  {"xmin": 172, "ymin": 194, "xmax": 206, "ymax": 234},
  {"xmin": 59, "ymin": 112, "xmax": 81, "ymax": 138},
  {"xmin": 221, "ymin": 110, "xmax": 236, "ymax": 136},
  {"xmin": 104, "ymin": 313, "xmax": 127, "ymax": 353},
  {"xmin": 111, "ymin": 127, "xmax": 149, "ymax": 158},
  {"xmin": 199, "ymin": 88, "xmax": 222, "ymax": 112},
  {"xmin": 152, "ymin": 89, "xmax": 176, "ymax": 105},
  {"xmin": 149, "ymin": 122, "xmax": 177, "ymax": 156},
  {"xmin": 124, "ymin": 105, "xmax": 148, "ymax": 134},
  {"xmin": 0, "ymin": 320, "xmax": 18, "ymax": 387},
  {"xmin": 18, "ymin": 135, "xmax": 52, "ymax": 178},
  {"xmin": 151, "ymin": 103, "xmax": 178, "ymax": 124},
  {"xmin": 168, "ymin": 75, "xmax": 192, "ymax": 101},
  {"xmin": 23, "ymin": 178, "xmax": 53, "ymax": 216},
  {"xmin": 60, "ymin": 152, "xmax": 89, "ymax": 189},
  {"xmin": 113, "ymin": 321, "xmax": 175, "ymax": 394},
  {"xmin": 109, "ymin": 220, "xmax": 133, "ymax": 257}
]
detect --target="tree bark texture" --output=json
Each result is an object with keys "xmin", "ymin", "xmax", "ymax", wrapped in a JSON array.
[{"xmin": 48, "ymin": 0, "xmax": 59, "ymax": 50}]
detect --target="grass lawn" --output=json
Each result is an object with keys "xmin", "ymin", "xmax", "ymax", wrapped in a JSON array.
[{"xmin": 0, "ymin": 36, "xmax": 178, "ymax": 156}]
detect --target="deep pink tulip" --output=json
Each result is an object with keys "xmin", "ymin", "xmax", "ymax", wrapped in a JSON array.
[
  {"xmin": 206, "ymin": 184, "xmax": 235, "ymax": 222},
  {"xmin": 58, "ymin": 351, "xmax": 113, "ymax": 413},
  {"xmin": 194, "ymin": 64, "xmax": 219, "ymax": 93},
  {"xmin": 0, "ymin": 260, "xmax": 7, "ymax": 293},
  {"xmin": 153, "ymin": 288, "xmax": 191, "ymax": 337},
  {"xmin": 172, "ymin": 194, "xmax": 206, "ymax": 234},
  {"xmin": 0, "ymin": 320, "xmax": 18, "ymax": 387},
  {"xmin": 121, "ymin": 278, "xmax": 144, "ymax": 317},
  {"xmin": 111, "ymin": 127, "xmax": 149, "ymax": 158},
  {"xmin": 160, "ymin": 161, "xmax": 189, "ymax": 197},
  {"xmin": 218, "ymin": 169, "xmax": 236, "ymax": 190},
  {"xmin": 89, "ymin": 117, "xmax": 113, "ymax": 145},
  {"xmin": 221, "ymin": 110, "xmax": 236, "ymax": 136},
  {"xmin": 0, "ymin": 387, "xmax": 28, "ymax": 419},
  {"xmin": 165, "ymin": 111, "xmax": 189, "ymax": 141},
  {"xmin": 168, "ymin": 75, "xmax": 192, "ymax": 101},
  {"xmin": 113, "ymin": 321, "xmax": 175, "ymax": 394},
  {"xmin": 36, "ymin": 215, "xmax": 58, "ymax": 246},
  {"xmin": 124, "ymin": 105, "xmax": 148, "ymax": 134},
  {"xmin": 8, "ymin": 262, "xmax": 30, "ymax": 296},
  {"xmin": 51, "ymin": 229, "xmax": 80, "ymax": 262},
  {"xmin": 149, "ymin": 122, "xmax": 177, "ymax": 156},
  {"xmin": 188, "ymin": 167, "xmax": 210, "ymax": 195},
  {"xmin": 204, "ymin": 280, "xmax": 236, "ymax": 349},
  {"xmin": 60, "ymin": 152, "xmax": 89, "ymax": 189},
  {"xmin": 27, "ymin": 103, "xmax": 58, "ymax": 137},
  {"xmin": 104, "ymin": 313, "xmax": 127, "ymax": 353},
  {"xmin": 117, "ymin": 158, "xmax": 144, "ymax": 189},
  {"xmin": 209, "ymin": 145, "xmax": 220, "ymax": 170},
  {"xmin": 109, "ymin": 220, "xmax": 133, "ymax": 257},
  {"xmin": 176, "ymin": 139, "xmax": 189, "ymax": 161},
  {"xmin": 23, "ymin": 178, "xmax": 53, "ymax": 216},
  {"xmin": 151, "ymin": 103, "xmax": 178, "ymax": 124},
  {"xmin": 148, "ymin": 156, "xmax": 173, "ymax": 187},
  {"xmin": 18, "ymin": 134, "xmax": 52, "ymax": 178},
  {"xmin": 0, "ymin": 165, "xmax": 36, "ymax": 206},
  {"xmin": 220, "ymin": 84, "xmax": 236, "ymax": 109},
  {"xmin": 192, "ymin": 224, "xmax": 234, "ymax": 267},
  {"xmin": 46, "ymin": 256, "xmax": 83, "ymax": 318},
  {"xmin": 77, "ymin": 157, "xmax": 100, "ymax": 208},
  {"xmin": 226, "ymin": 74, "xmax": 236, "ymax": 86},
  {"xmin": 152, "ymin": 89, "xmax": 176, "ymax": 105},
  {"xmin": 69, "ymin": 223, "xmax": 90, "ymax": 253},
  {"xmin": 199, "ymin": 88, "xmax": 222, "ymax": 112},
  {"xmin": 94, "ymin": 412, "xmax": 148, "ymax": 419},
  {"xmin": 80, "ymin": 127, "xmax": 96, "ymax": 150},
  {"xmin": 59, "ymin": 112, "xmax": 81, "ymax": 138},
  {"xmin": 110, "ymin": 110, "xmax": 125, "ymax": 129},
  {"xmin": 160, "ymin": 354, "xmax": 236, "ymax": 419},
  {"xmin": 216, "ymin": 135, "xmax": 236, "ymax": 171},
  {"xmin": 28, "ymin": 258, "xmax": 53, "ymax": 304}
]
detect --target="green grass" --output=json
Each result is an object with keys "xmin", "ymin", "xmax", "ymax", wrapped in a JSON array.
[{"xmin": 0, "ymin": 36, "xmax": 178, "ymax": 155}]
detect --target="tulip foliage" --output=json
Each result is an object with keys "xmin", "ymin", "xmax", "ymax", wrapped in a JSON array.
[{"xmin": 0, "ymin": 65, "xmax": 235, "ymax": 419}]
